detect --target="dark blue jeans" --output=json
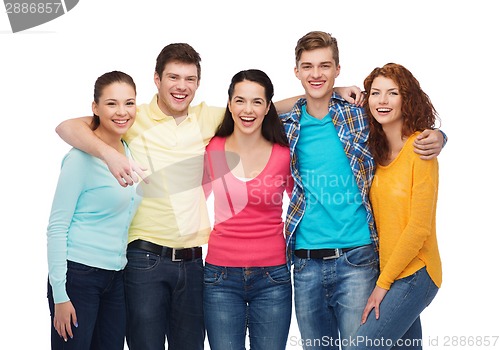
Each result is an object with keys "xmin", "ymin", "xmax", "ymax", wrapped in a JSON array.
[
  {"xmin": 47, "ymin": 261, "xmax": 126, "ymax": 350},
  {"xmin": 203, "ymin": 263, "xmax": 292, "ymax": 350},
  {"xmin": 124, "ymin": 247, "xmax": 205, "ymax": 350}
]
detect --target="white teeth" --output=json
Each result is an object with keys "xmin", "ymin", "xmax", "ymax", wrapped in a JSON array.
[
  {"xmin": 114, "ymin": 120, "xmax": 127, "ymax": 124},
  {"xmin": 241, "ymin": 117, "xmax": 255, "ymax": 122},
  {"xmin": 173, "ymin": 94, "xmax": 186, "ymax": 99},
  {"xmin": 377, "ymin": 108, "xmax": 391, "ymax": 112}
]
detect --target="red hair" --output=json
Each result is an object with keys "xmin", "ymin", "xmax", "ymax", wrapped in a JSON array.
[{"xmin": 363, "ymin": 63, "xmax": 439, "ymax": 164}]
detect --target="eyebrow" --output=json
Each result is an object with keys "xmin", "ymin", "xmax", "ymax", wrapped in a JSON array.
[
  {"xmin": 234, "ymin": 95, "xmax": 265, "ymax": 102},
  {"xmin": 300, "ymin": 60, "xmax": 333, "ymax": 66},
  {"xmin": 165, "ymin": 72, "xmax": 198, "ymax": 79},
  {"xmin": 371, "ymin": 87, "xmax": 398, "ymax": 91}
]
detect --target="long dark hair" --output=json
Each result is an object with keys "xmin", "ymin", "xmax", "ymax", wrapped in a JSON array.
[
  {"xmin": 215, "ymin": 69, "xmax": 288, "ymax": 146},
  {"xmin": 363, "ymin": 63, "xmax": 439, "ymax": 164},
  {"xmin": 91, "ymin": 70, "xmax": 136, "ymax": 130}
]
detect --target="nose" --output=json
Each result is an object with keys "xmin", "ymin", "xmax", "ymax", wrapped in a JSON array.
[
  {"xmin": 117, "ymin": 103, "xmax": 127, "ymax": 115},
  {"xmin": 176, "ymin": 78, "xmax": 188, "ymax": 90},
  {"xmin": 379, "ymin": 93, "xmax": 389, "ymax": 104},
  {"xmin": 243, "ymin": 101, "xmax": 253, "ymax": 113},
  {"xmin": 312, "ymin": 66, "xmax": 321, "ymax": 78}
]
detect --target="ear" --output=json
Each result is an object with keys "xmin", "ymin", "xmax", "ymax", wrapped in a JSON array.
[
  {"xmin": 154, "ymin": 72, "xmax": 161, "ymax": 91},
  {"xmin": 335, "ymin": 64, "xmax": 341, "ymax": 78},
  {"xmin": 294, "ymin": 66, "xmax": 300, "ymax": 79},
  {"xmin": 227, "ymin": 100, "xmax": 232, "ymax": 114},
  {"xmin": 91, "ymin": 101, "xmax": 98, "ymax": 116}
]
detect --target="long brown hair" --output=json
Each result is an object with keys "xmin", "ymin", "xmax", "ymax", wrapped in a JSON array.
[{"xmin": 363, "ymin": 63, "xmax": 439, "ymax": 164}]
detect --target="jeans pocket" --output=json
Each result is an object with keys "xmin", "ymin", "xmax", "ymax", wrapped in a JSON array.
[
  {"xmin": 292, "ymin": 257, "xmax": 308, "ymax": 274},
  {"xmin": 265, "ymin": 265, "xmax": 291, "ymax": 284},
  {"xmin": 203, "ymin": 264, "xmax": 224, "ymax": 285},
  {"xmin": 125, "ymin": 249, "xmax": 160, "ymax": 270},
  {"xmin": 344, "ymin": 245, "xmax": 379, "ymax": 267}
]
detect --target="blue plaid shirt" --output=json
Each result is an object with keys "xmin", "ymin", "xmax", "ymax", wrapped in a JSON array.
[{"xmin": 280, "ymin": 92, "xmax": 379, "ymax": 267}]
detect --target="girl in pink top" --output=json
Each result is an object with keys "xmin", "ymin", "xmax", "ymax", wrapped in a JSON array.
[{"xmin": 203, "ymin": 69, "xmax": 293, "ymax": 350}]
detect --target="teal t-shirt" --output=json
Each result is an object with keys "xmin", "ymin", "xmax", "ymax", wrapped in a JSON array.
[{"xmin": 295, "ymin": 105, "xmax": 371, "ymax": 249}]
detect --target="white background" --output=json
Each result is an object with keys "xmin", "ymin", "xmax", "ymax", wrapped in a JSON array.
[{"xmin": 1, "ymin": 1, "xmax": 499, "ymax": 349}]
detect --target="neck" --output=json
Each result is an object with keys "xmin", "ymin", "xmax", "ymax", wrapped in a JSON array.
[
  {"xmin": 226, "ymin": 130, "xmax": 268, "ymax": 151},
  {"xmin": 156, "ymin": 94, "xmax": 188, "ymax": 124},
  {"xmin": 382, "ymin": 124, "xmax": 406, "ymax": 159},
  {"xmin": 304, "ymin": 91, "xmax": 332, "ymax": 119},
  {"xmin": 225, "ymin": 130, "xmax": 273, "ymax": 179},
  {"xmin": 94, "ymin": 129, "xmax": 124, "ymax": 154}
]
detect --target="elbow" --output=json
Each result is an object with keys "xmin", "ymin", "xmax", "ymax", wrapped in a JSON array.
[{"xmin": 55, "ymin": 121, "xmax": 64, "ymax": 137}]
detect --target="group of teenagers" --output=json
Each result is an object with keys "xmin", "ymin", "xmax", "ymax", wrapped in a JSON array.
[{"xmin": 46, "ymin": 30, "xmax": 445, "ymax": 350}]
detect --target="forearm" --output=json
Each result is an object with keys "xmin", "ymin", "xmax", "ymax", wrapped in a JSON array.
[
  {"xmin": 55, "ymin": 116, "xmax": 115, "ymax": 161},
  {"xmin": 275, "ymin": 95, "xmax": 303, "ymax": 114}
]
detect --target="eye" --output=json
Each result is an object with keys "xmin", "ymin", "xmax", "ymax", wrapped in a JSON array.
[
  {"xmin": 370, "ymin": 91, "xmax": 379, "ymax": 96},
  {"xmin": 126, "ymin": 101, "xmax": 135, "ymax": 106}
]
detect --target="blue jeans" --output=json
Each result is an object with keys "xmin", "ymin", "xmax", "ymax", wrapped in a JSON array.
[
  {"xmin": 293, "ymin": 245, "xmax": 379, "ymax": 350},
  {"xmin": 124, "ymin": 247, "xmax": 204, "ymax": 350},
  {"xmin": 47, "ymin": 260, "xmax": 126, "ymax": 350},
  {"xmin": 203, "ymin": 263, "xmax": 292, "ymax": 350},
  {"xmin": 354, "ymin": 267, "xmax": 439, "ymax": 350}
]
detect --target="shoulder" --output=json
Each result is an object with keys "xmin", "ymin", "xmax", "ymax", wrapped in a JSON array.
[
  {"xmin": 206, "ymin": 136, "xmax": 225, "ymax": 151},
  {"xmin": 405, "ymin": 132, "xmax": 438, "ymax": 168},
  {"xmin": 190, "ymin": 102, "xmax": 225, "ymax": 120},
  {"xmin": 273, "ymin": 143, "xmax": 290, "ymax": 157},
  {"xmin": 63, "ymin": 147, "xmax": 93, "ymax": 164}
]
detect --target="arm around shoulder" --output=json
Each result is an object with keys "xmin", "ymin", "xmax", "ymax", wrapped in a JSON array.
[{"xmin": 55, "ymin": 116, "xmax": 140, "ymax": 187}]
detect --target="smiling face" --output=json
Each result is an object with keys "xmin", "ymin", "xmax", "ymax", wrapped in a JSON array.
[
  {"xmin": 368, "ymin": 76, "xmax": 403, "ymax": 130},
  {"xmin": 228, "ymin": 80, "xmax": 270, "ymax": 137},
  {"xmin": 154, "ymin": 60, "xmax": 200, "ymax": 117},
  {"xmin": 92, "ymin": 82, "xmax": 136, "ymax": 138},
  {"xmin": 294, "ymin": 47, "xmax": 340, "ymax": 103}
]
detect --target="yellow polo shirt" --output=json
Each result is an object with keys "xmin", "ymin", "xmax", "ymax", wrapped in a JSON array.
[{"xmin": 124, "ymin": 95, "xmax": 224, "ymax": 248}]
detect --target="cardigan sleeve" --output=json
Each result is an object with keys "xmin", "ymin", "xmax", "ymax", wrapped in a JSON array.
[{"xmin": 46, "ymin": 150, "xmax": 87, "ymax": 303}]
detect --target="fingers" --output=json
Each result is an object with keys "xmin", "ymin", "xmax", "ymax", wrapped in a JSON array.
[
  {"xmin": 54, "ymin": 318, "xmax": 70, "ymax": 342},
  {"xmin": 67, "ymin": 313, "xmax": 78, "ymax": 340},
  {"xmin": 131, "ymin": 162, "xmax": 150, "ymax": 184},
  {"xmin": 358, "ymin": 91, "xmax": 366, "ymax": 106},
  {"xmin": 113, "ymin": 166, "xmax": 149, "ymax": 187},
  {"xmin": 361, "ymin": 305, "xmax": 372, "ymax": 324}
]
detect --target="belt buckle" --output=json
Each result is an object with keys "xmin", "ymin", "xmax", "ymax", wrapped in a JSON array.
[
  {"xmin": 323, "ymin": 249, "xmax": 341, "ymax": 260},
  {"xmin": 171, "ymin": 248, "xmax": 183, "ymax": 262}
]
